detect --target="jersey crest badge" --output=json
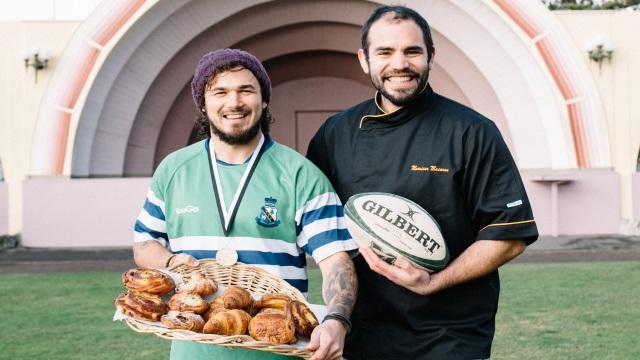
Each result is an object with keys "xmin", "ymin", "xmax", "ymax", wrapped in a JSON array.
[{"xmin": 256, "ymin": 197, "xmax": 281, "ymax": 227}]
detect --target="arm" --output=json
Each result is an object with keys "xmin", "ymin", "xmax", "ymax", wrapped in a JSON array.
[
  {"xmin": 308, "ymin": 252, "xmax": 358, "ymax": 360},
  {"xmin": 360, "ymin": 239, "xmax": 525, "ymax": 295},
  {"xmin": 319, "ymin": 251, "xmax": 357, "ymax": 318},
  {"xmin": 133, "ymin": 240, "xmax": 199, "ymax": 269}
]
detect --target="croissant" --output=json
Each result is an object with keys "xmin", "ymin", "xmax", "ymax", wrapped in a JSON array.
[
  {"xmin": 203, "ymin": 309, "xmax": 252, "ymax": 335},
  {"xmin": 257, "ymin": 307, "xmax": 285, "ymax": 315},
  {"xmin": 288, "ymin": 300, "xmax": 319, "ymax": 338},
  {"xmin": 168, "ymin": 292, "xmax": 209, "ymax": 314},
  {"xmin": 122, "ymin": 268, "xmax": 175, "ymax": 295},
  {"xmin": 219, "ymin": 286, "xmax": 253, "ymax": 310},
  {"xmin": 204, "ymin": 297, "xmax": 227, "ymax": 321},
  {"xmin": 248, "ymin": 311, "xmax": 296, "ymax": 344},
  {"xmin": 115, "ymin": 291, "xmax": 166, "ymax": 321},
  {"xmin": 255, "ymin": 293, "xmax": 291, "ymax": 312},
  {"xmin": 161, "ymin": 311, "xmax": 205, "ymax": 332},
  {"xmin": 176, "ymin": 272, "xmax": 217, "ymax": 297}
]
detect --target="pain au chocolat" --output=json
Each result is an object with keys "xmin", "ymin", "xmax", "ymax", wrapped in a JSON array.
[
  {"xmin": 254, "ymin": 293, "xmax": 291, "ymax": 313},
  {"xmin": 122, "ymin": 268, "xmax": 175, "ymax": 295},
  {"xmin": 161, "ymin": 311, "xmax": 205, "ymax": 332},
  {"xmin": 249, "ymin": 311, "xmax": 296, "ymax": 344},
  {"xmin": 288, "ymin": 300, "xmax": 319, "ymax": 338}
]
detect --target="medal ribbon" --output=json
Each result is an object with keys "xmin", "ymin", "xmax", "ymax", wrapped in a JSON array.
[{"xmin": 207, "ymin": 134, "xmax": 265, "ymax": 236}]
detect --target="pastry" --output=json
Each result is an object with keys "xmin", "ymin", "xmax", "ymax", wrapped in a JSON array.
[
  {"xmin": 288, "ymin": 300, "xmax": 319, "ymax": 338},
  {"xmin": 254, "ymin": 293, "xmax": 291, "ymax": 312},
  {"xmin": 115, "ymin": 291, "xmax": 167, "ymax": 321},
  {"xmin": 248, "ymin": 311, "xmax": 296, "ymax": 344},
  {"xmin": 257, "ymin": 307, "xmax": 285, "ymax": 315},
  {"xmin": 218, "ymin": 286, "xmax": 253, "ymax": 310},
  {"xmin": 122, "ymin": 268, "xmax": 175, "ymax": 295},
  {"xmin": 176, "ymin": 272, "xmax": 217, "ymax": 297},
  {"xmin": 204, "ymin": 297, "xmax": 227, "ymax": 321},
  {"xmin": 203, "ymin": 309, "xmax": 252, "ymax": 335},
  {"xmin": 168, "ymin": 292, "xmax": 209, "ymax": 314},
  {"xmin": 161, "ymin": 311, "xmax": 205, "ymax": 332}
]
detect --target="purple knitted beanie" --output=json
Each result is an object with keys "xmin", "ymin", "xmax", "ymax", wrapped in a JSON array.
[{"xmin": 191, "ymin": 49, "xmax": 272, "ymax": 113}]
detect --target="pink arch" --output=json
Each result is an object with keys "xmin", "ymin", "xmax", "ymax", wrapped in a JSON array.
[
  {"xmin": 30, "ymin": 0, "xmax": 145, "ymax": 176},
  {"xmin": 494, "ymin": 0, "xmax": 587, "ymax": 167}
]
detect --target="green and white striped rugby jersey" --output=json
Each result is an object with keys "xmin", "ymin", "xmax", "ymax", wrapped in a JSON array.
[{"xmin": 134, "ymin": 136, "xmax": 357, "ymax": 294}]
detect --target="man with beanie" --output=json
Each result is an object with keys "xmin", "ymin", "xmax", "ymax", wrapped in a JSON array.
[{"xmin": 133, "ymin": 48, "xmax": 358, "ymax": 360}]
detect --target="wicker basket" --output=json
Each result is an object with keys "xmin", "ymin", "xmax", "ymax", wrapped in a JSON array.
[{"xmin": 123, "ymin": 259, "xmax": 314, "ymax": 358}]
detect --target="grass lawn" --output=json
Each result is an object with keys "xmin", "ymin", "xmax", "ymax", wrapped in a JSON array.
[{"xmin": 0, "ymin": 261, "xmax": 638, "ymax": 359}]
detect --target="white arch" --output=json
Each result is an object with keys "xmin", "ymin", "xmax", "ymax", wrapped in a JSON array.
[{"xmin": 30, "ymin": 0, "xmax": 611, "ymax": 177}]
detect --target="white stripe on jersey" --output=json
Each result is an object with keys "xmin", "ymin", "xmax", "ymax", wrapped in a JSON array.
[
  {"xmin": 297, "ymin": 217, "xmax": 346, "ymax": 248},
  {"xmin": 295, "ymin": 192, "xmax": 342, "ymax": 224},
  {"xmin": 147, "ymin": 189, "xmax": 166, "ymax": 214},
  {"xmin": 137, "ymin": 208, "xmax": 167, "ymax": 234},
  {"xmin": 311, "ymin": 240, "xmax": 359, "ymax": 264},
  {"xmin": 134, "ymin": 232, "xmax": 167, "ymax": 246},
  {"xmin": 169, "ymin": 236, "xmax": 303, "ymax": 256},
  {"xmin": 252, "ymin": 264, "xmax": 308, "ymax": 280}
]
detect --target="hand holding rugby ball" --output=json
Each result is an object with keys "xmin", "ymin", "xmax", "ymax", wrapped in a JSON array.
[{"xmin": 345, "ymin": 192, "xmax": 449, "ymax": 272}]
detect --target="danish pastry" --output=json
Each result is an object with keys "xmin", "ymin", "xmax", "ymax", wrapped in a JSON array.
[
  {"xmin": 122, "ymin": 268, "xmax": 175, "ymax": 295},
  {"xmin": 168, "ymin": 292, "xmax": 209, "ymax": 314},
  {"xmin": 160, "ymin": 311, "xmax": 205, "ymax": 332},
  {"xmin": 176, "ymin": 272, "xmax": 217, "ymax": 297},
  {"xmin": 203, "ymin": 309, "xmax": 252, "ymax": 335},
  {"xmin": 115, "ymin": 291, "xmax": 167, "ymax": 321}
]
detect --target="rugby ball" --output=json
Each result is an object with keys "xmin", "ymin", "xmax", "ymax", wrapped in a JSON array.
[{"xmin": 344, "ymin": 192, "xmax": 449, "ymax": 272}]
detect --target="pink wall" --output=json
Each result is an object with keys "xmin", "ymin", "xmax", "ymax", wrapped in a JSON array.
[
  {"xmin": 522, "ymin": 169, "xmax": 620, "ymax": 236},
  {"xmin": 19, "ymin": 170, "xmax": 625, "ymax": 248},
  {"xmin": 634, "ymin": 172, "xmax": 640, "ymax": 222},
  {"xmin": 22, "ymin": 178, "xmax": 150, "ymax": 247},
  {"xmin": 0, "ymin": 183, "xmax": 7, "ymax": 235}
]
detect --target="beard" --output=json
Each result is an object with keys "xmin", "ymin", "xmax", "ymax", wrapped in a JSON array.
[
  {"xmin": 371, "ymin": 66, "xmax": 430, "ymax": 107},
  {"xmin": 208, "ymin": 112, "xmax": 262, "ymax": 145}
]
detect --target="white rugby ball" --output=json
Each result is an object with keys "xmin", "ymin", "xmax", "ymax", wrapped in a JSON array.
[{"xmin": 345, "ymin": 192, "xmax": 449, "ymax": 272}]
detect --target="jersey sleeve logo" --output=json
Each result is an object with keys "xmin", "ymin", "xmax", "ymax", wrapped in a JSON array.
[{"xmin": 256, "ymin": 197, "xmax": 282, "ymax": 228}]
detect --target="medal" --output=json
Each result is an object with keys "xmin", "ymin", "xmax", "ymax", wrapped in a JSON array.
[
  {"xmin": 216, "ymin": 247, "xmax": 238, "ymax": 267},
  {"xmin": 207, "ymin": 134, "xmax": 266, "ymax": 265}
]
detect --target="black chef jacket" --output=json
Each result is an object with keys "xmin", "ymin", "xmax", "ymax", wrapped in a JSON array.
[{"xmin": 307, "ymin": 85, "xmax": 538, "ymax": 360}]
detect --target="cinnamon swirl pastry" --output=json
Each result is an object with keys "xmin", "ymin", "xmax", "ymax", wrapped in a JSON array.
[
  {"xmin": 115, "ymin": 291, "xmax": 167, "ymax": 321},
  {"xmin": 122, "ymin": 268, "xmax": 175, "ymax": 295}
]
